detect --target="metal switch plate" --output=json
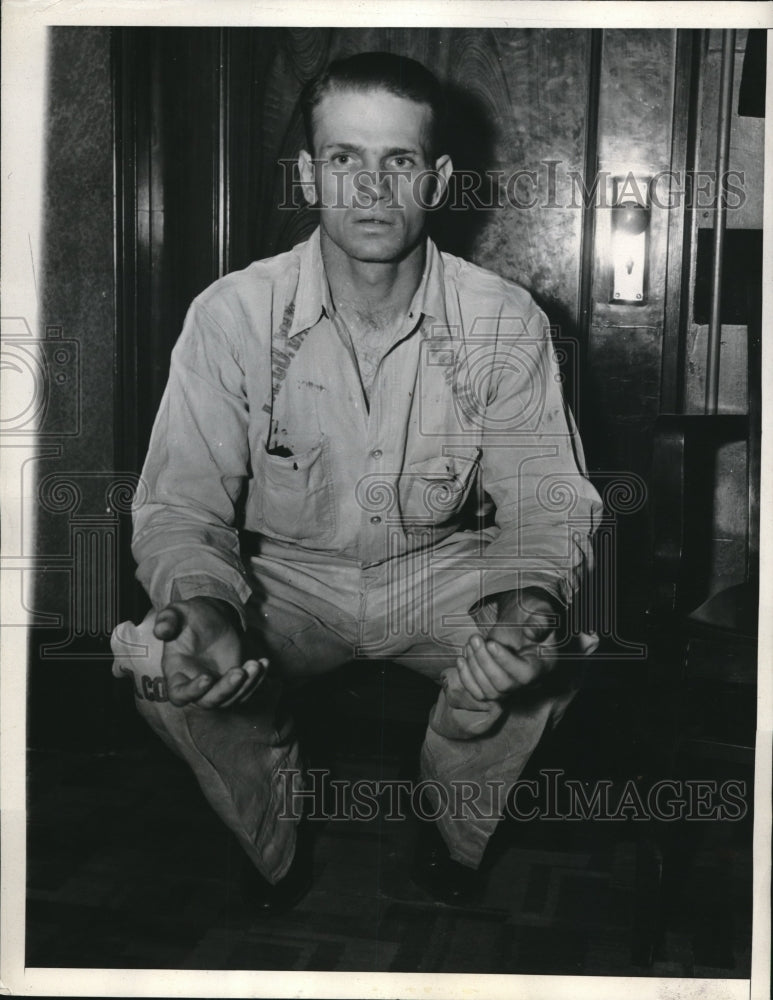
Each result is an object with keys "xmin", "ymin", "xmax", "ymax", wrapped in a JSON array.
[
  {"xmin": 612, "ymin": 229, "xmax": 646, "ymax": 302},
  {"xmin": 610, "ymin": 175, "xmax": 650, "ymax": 305}
]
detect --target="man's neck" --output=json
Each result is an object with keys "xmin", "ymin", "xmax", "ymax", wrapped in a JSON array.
[{"xmin": 320, "ymin": 228, "xmax": 426, "ymax": 330}]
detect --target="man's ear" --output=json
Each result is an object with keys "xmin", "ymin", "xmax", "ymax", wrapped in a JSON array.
[
  {"xmin": 429, "ymin": 154, "xmax": 453, "ymax": 208},
  {"xmin": 298, "ymin": 149, "xmax": 318, "ymax": 207}
]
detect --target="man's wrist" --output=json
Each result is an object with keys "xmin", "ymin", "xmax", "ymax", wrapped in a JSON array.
[
  {"xmin": 168, "ymin": 576, "xmax": 248, "ymax": 630},
  {"xmin": 192, "ymin": 595, "xmax": 245, "ymax": 634},
  {"xmin": 494, "ymin": 587, "xmax": 563, "ymax": 623}
]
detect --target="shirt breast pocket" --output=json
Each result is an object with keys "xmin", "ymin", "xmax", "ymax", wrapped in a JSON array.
[
  {"xmin": 256, "ymin": 439, "xmax": 336, "ymax": 544},
  {"xmin": 399, "ymin": 447, "xmax": 481, "ymax": 527}
]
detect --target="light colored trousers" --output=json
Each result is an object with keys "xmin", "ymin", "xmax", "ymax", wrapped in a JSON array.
[{"xmin": 112, "ymin": 533, "xmax": 587, "ymax": 883}]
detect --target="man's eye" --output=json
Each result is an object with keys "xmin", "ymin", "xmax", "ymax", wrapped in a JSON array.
[
  {"xmin": 391, "ymin": 157, "xmax": 413, "ymax": 169},
  {"xmin": 332, "ymin": 154, "xmax": 352, "ymax": 166}
]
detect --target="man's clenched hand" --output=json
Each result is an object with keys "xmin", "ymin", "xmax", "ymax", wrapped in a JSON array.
[
  {"xmin": 454, "ymin": 588, "xmax": 562, "ymax": 702},
  {"xmin": 153, "ymin": 596, "xmax": 267, "ymax": 708}
]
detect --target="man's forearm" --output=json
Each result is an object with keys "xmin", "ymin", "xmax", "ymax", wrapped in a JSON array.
[
  {"xmin": 168, "ymin": 585, "xmax": 245, "ymax": 635},
  {"xmin": 492, "ymin": 587, "xmax": 564, "ymax": 644},
  {"xmin": 494, "ymin": 586, "xmax": 563, "ymax": 619},
  {"xmin": 132, "ymin": 296, "xmax": 253, "ymax": 627},
  {"xmin": 133, "ymin": 506, "xmax": 253, "ymax": 628}
]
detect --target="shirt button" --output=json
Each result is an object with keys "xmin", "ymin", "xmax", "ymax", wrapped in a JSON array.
[
  {"xmin": 370, "ymin": 515, "xmax": 382, "ymax": 525},
  {"xmin": 371, "ymin": 449, "xmax": 383, "ymax": 459}
]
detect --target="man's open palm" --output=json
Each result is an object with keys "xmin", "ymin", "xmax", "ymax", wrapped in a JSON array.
[{"xmin": 153, "ymin": 597, "xmax": 267, "ymax": 709}]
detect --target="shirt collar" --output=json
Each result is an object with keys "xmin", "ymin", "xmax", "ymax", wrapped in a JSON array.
[
  {"xmin": 288, "ymin": 226, "xmax": 449, "ymax": 339},
  {"xmin": 288, "ymin": 227, "xmax": 331, "ymax": 338},
  {"xmin": 407, "ymin": 235, "xmax": 449, "ymax": 330}
]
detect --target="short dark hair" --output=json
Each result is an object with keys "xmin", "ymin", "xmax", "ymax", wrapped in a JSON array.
[{"xmin": 300, "ymin": 52, "xmax": 447, "ymax": 159}]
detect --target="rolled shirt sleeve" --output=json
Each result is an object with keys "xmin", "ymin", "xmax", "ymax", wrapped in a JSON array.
[
  {"xmin": 476, "ymin": 303, "xmax": 602, "ymax": 610},
  {"xmin": 132, "ymin": 299, "xmax": 254, "ymax": 626}
]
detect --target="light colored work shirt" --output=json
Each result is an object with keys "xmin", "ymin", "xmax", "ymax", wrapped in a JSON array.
[{"xmin": 133, "ymin": 227, "xmax": 602, "ymax": 624}]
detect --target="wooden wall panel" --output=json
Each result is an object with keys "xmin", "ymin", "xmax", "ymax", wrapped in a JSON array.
[
  {"xmin": 37, "ymin": 27, "xmax": 116, "ymax": 621},
  {"xmin": 31, "ymin": 27, "xmax": 120, "ymax": 748},
  {"xmin": 586, "ymin": 30, "xmax": 679, "ymax": 624},
  {"xmin": 469, "ymin": 30, "xmax": 591, "ymax": 328},
  {"xmin": 589, "ymin": 29, "xmax": 678, "ymax": 426}
]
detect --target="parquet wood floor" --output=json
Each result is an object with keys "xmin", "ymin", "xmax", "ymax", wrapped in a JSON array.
[{"xmin": 25, "ymin": 674, "xmax": 753, "ymax": 977}]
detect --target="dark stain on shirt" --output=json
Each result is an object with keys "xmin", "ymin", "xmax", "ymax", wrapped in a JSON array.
[{"xmin": 262, "ymin": 299, "xmax": 312, "ymax": 416}]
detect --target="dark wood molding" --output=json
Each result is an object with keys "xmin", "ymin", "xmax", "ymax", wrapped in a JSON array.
[
  {"xmin": 660, "ymin": 30, "xmax": 704, "ymax": 415},
  {"xmin": 112, "ymin": 28, "xmax": 168, "ymax": 622},
  {"xmin": 112, "ymin": 27, "xmax": 138, "ymax": 479},
  {"xmin": 216, "ymin": 27, "xmax": 231, "ymax": 278},
  {"xmin": 577, "ymin": 28, "xmax": 603, "ymax": 347},
  {"xmin": 112, "ymin": 28, "xmax": 143, "ymax": 623}
]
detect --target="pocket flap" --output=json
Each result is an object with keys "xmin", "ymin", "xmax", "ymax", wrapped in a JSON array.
[
  {"xmin": 261, "ymin": 440, "xmax": 325, "ymax": 480},
  {"xmin": 409, "ymin": 446, "xmax": 480, "ymax": 480}
]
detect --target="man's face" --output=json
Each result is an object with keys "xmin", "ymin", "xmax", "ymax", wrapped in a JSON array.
[{"xmin": 298, "ymin": 87, "xmax": 451, "ymax": 264}]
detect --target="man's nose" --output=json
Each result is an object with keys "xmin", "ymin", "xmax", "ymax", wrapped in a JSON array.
[{"xmin": 354, "ymin": 169, "xmax": 396, "ymax": 207}]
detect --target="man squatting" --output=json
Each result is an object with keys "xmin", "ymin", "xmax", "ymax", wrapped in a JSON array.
[{"xmin": 111, "ymin": 53, "xmax": 602, "ymax": 910}]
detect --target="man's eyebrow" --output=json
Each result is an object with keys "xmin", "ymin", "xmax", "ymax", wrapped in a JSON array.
[
  {"xmin": 318, "ymin": 143, "xmax": 421, "ymax": 156},
  {"xmin": 319, "ymin": 142, "xmax": 365, "ymax": 154}
]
